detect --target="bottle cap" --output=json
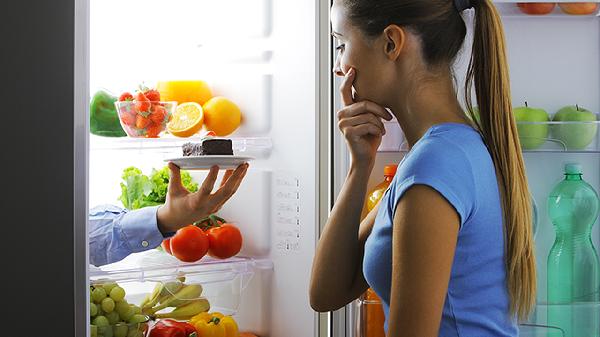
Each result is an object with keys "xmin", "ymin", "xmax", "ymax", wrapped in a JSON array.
[
  {"xmin": 565, "ymin": 163, "xmax": 582, "ymax": 175},
  {"xmin": 384, "ymin": 164, "xmax": 398, "ymax": 177}
]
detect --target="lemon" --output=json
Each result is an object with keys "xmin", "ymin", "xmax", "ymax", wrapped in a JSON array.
[
  {"xmin": 157, "ymin": 80, "xmax": 213, "ymax": 105},
  {"xmin": 202, "ymin": 97, "xmax": 242, "ymax": 136},
  {"xmin": 167, "ymin": 102, "xmax": 204, "ymax": 138}
]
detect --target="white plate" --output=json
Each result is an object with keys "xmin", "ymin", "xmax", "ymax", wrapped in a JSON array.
[{"xmin": 164, "ymin": 155, "xmax": 254, "ymax": 170}]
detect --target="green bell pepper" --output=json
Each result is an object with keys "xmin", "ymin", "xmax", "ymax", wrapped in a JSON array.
[{"xmin": 90, "ymin": 90, "xmax": 127, "ymax": 137}]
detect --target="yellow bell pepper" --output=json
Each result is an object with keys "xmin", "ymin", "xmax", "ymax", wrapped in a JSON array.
[{"xmin": 190, "ymin": 312, "xmax": 239, "ymax": 337}]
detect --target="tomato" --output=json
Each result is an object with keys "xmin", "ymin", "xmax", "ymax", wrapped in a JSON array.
[
  {"xmin": 144, "ymin": 89, "xmax": 161, "ymax": 102},
  {"xmin": 161, "ymin": 238, "xmax": 172, "ymax": 255},
  {"xmin": 206, "ymin": 223, "xmax": 243, "ymax": 259},
  {"xmin": 135, "ymin": 91, "xmax": 151, "ymax": 112},
  {"xmin": 119, "ymin": 92, "xmax": 134, "ymax": 101},
  {"xmin": 170, "ymin": 225, "xmax": 209, "ymax": 263},
  {"xmin": 149, "ymin": 105, "xmax": 167, "ymax": 125},
  {"xmin": 136, "ymin": 114, "xmax": 151, "ymax": 129}
]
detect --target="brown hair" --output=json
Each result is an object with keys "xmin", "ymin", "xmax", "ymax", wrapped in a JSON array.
[{"xmin": 341, "ymin": 0, "xmax": 536, "ymax": 321}]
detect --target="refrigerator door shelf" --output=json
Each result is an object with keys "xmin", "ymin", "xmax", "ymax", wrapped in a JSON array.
[
  {"xmin": 90, "ymin": 135, "xmax": 273, "ymax": 159},
  {"xmin": 517, "ymin": 120, "xmax": 600, "ymax": 153},
  {"xmin": 90, "ymin": 250, "xmax": 273, "ymax": 316},
  {"xmin": 522, "ymin": 302, "xmax": 600, "ymax": 337}
]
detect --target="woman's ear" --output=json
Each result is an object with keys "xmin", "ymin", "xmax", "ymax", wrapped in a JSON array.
[{"xmin": 383, "ymin": 25, "xmax": 405, "ymax": 61}]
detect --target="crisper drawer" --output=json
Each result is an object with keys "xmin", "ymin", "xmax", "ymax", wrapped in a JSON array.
[{"xmin": 89, "ymin": 249, "xmax": 271, "ymax": 336}]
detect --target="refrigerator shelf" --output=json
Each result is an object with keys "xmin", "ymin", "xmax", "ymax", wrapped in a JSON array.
[
  {"xmin": 517, "ymin": 119, "xmax": 600, "ymax": 153},
  {"xmin": 494, "ymin": 2, "xmax": 600, "ymax": 18},
  {"xmin": 90, "ymin": 135, "xmax": 273, "ymax": 158},
  {"xmin": 90, "ymin": 249, "xmax": 273, "ymax": 316},
  {"xmin": 522, "ymin": 302, "xmax": 600, "ymax": 337}
]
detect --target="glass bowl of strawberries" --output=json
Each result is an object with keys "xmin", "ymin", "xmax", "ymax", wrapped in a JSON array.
[{"xmin": 115, "ymin": 88, "xmax": 176, "ymax": 138}]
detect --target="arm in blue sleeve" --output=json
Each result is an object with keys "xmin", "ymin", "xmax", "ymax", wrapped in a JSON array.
[{"xmin": 89, "ymin": 204, "xmax": 166, "ymax": 267}]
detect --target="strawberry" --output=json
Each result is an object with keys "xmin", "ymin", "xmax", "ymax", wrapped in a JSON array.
[
  {"xmin": 149, "ymin": 105, "xmax": 167, "ymax": 125},
  {"xmin": 144, "ymin": 88, "xmax": 161, "ymax": 102},
  {"xmin": 135, "ymin": 114, "xmax": 151, "ymax": 129},
  {"xmin": 120, "ymin": 112, "xmax": 136, "ymax": 127},
  {"xmin": 146, "ymin": 123, "xmax": 163, "ymax": 138},
  {"xmin": 134, "ymin": 91, "xmax": 151, "ymax": 112},
  {"xmin": 119, "ymin": 92, "xmax": 134, "ymax": 102}
]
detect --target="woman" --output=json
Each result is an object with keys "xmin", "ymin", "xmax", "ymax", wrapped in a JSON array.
[{"xmin": 309, "ymin": 0, "xmax": 536, "ymax": 336}]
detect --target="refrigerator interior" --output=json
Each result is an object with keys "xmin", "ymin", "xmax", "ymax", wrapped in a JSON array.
[
  {"xmin": 334, "ymin": 1, "xmax": 600, "ymax": 336},
  {"xmin": 88, "ymin": 0, "xmax": 323, "ymax": 336}
]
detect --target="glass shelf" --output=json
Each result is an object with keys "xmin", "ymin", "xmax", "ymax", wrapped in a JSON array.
[
  {"xmin": 495, "ymin": 2, "xmax": 600, "ymax": 18},
  {"xmin": 90, "ymin": 135, "xmax": 273, "ymax": 158},
  {"xmin": 90, "ymin": 249, "xmax": 273, "ymax": 316},
  {"xmin": 522, "ymin": 302, "xmax": 600, "ymax": 337},
  {"xmin": 517, "ymin": 120, "xmax": 600, "ymax": 153}
]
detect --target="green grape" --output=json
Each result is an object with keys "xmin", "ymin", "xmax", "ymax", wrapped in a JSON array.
[
  {"xmin": 90, "ymin": 302, "xmax": 98, "ymax": 317},
  {"xmin": 96, "ymin": 304, "xmax": 105, "ymax": 317},
  {"xmin": 92, "ymin": 287, "xmax": 107, "ymax": 304},
  {"xmin": 119, "ymin": 306, "xmax": 134, "ymax": 321},
  {"xmin": 101, "ymin": 297, "xmax": 115, "ymax": 313},
  {"xmin": 126, "ymin": 329, "xmax": 143, "ymax": 337},
  {"xmin": 113, "ymin": 323, "xmax": 129, "ymax": 337},
  {"xmin": 103, "ymin": 326, "xmax": 114, "ymax": 337},
  {"xmin": 115, "ymin": 300, "xmax": 130, "ymax": 318},
  {"xmin": 130, "ymin": 305, "xmax": 142, "ymax": 315},
  {"xmin": 92, "ymin": 316, "xmax": 109, "ymax": 327},
  {"xmin": 102, "ymin": 282, "xmax": 118, "ymax": 295},
  {"xmin": 106, "ymin": 311, "xmax": 120, "ymax": 325},
  {"xmin": 128, "ymin": 314, "xmax": 147, "ymax": 324},
  {"xmin": 90, "ymin": 324, "xmax": 98, "ymax": 337},
  {"xmin": 109, "ymin": 286, "xmax": 126, "ymax": 302}
]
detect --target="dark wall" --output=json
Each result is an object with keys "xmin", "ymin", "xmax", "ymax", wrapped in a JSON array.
[{"xmin": 0, "ymin": 0, "xmax": 75, "ymax": 335}]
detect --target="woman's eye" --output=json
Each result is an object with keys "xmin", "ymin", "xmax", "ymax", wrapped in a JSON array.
[{"xmin": 336, "ymin": 44, "xmax": 345, "ymax": 51}]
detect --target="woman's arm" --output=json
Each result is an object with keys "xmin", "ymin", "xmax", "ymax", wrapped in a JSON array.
[{"xmin": 387, "ymin": 185, "xmax": 459, "ymax": 336}]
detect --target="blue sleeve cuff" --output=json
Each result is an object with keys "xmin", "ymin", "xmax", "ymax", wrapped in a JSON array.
[{"xmin": 119, "ymin": 205, "xmax": 164, "ymax": 253}]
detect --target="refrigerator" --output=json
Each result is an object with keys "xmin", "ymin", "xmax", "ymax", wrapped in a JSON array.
[{"xmin": 55, "ymin": 0, "xmax": 600, "ymax": 336}]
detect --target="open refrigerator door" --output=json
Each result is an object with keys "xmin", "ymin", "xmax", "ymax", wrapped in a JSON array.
[
  {"xmin": 87, "ymin": 0, "xmax": 331, "ymax": 336},
  {"xmin": 332, "ymin": 1, "xmax": 600, "ymax": 336}
]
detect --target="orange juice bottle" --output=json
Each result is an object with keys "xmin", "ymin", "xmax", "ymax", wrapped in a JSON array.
[{"xmin": 361, "ymin": 164, "xmax": 397, "ymax": 337}]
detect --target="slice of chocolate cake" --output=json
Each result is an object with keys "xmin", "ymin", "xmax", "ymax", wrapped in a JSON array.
[{"xmin": 182, "ymin": 139, "xmax": 233, "ymax": 156}]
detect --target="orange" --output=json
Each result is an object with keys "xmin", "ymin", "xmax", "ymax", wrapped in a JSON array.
[
  {"xmin": 202, "ymin": 97, "xmax": 242, "ymax": 136},
  {"xmin": 157, "ymin": 80, "xmax": 213, "ymax": 105},
  {"xmin": 167, "ymin": 102, "xmax": 204, "ymax": 138}
]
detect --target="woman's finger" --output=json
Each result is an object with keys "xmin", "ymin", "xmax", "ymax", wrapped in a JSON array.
[
  {"xmin": 220, "ymin": 169, "xmax": 234, "ymax": 188},
  {"xmin": 212, "ymin": 163, "xmax": 249, "ymax": 205},
  {"xmin": 339, "ymin": 68, "xmax": 356, "ymax": 106},
  {"xmin": 338, "ymin": 114, "xmax": 386, "ymax": 135},
  {"xmin": 338, "ymin": 100, "xmax": 393, "ymax": 121},
  {"xmin": 344, "ymin": 124, "xmax": 384, "ymax": 139},
  {"xmin": 167, "ymin": 162, "xmax": 186, "ymax": 195}
]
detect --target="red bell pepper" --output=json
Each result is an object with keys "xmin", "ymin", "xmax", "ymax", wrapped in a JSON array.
[{"xmin": 148, "ymin": 319, "xmax": 197, "ymax": 337}]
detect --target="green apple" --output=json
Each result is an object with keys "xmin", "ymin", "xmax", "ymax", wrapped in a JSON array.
[
  {"xmin": 514, "ymin": 102, "xmax": 549, "ymax": 150},
  {"xmin": 551, "ymin": 104, "xmax": 597, "ymax": 150}
]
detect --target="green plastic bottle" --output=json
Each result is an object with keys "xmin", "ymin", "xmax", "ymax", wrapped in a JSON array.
[{"xmin": 547, "ymin": 163, "xmax": 600, "ymax": 337}]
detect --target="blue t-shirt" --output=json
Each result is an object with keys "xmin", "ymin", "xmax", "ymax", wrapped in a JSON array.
[{"xmin": 363, "ymin": 123, "xmax": 517, "ymax": 336}]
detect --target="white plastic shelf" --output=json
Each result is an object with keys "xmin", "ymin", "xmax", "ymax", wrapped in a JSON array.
[
  {"xmin": 495, "ymin": 2, "xmax": 600, "ymax": 18},
  {"xmin": 517, "ymin": 120, "xmax": 600, "ymax": 153}
]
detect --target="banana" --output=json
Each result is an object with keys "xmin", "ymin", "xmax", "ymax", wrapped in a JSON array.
[
  {"xmin": 157, "ymin": 280, "xmax": 185, "ymax": 305},
  {"xmin": 149, "ymin": 284, "xmax": 203, "ymax": 313},
  {"xmin": 154, "ymin": 298, "xmax": 210, "ymax": 320},
  {"xmin": 140, "ymin": 282, "xmax": 164, "ymax": 310}
]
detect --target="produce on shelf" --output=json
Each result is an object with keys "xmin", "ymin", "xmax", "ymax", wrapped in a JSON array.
[
  {"xmin": 115, "ymin": 85, "xmax": 175, "ymax": 138},
  {"xmin": 162, "ymin": 215, "xmax": 243, "ymax": 262},
  {"xmin": 516, "ymin": 3, "xmax": 556, "ymax": 15},
  {"xmin": 90, "ymin": 281, "xmax": 149, "ymax": 337},
  {"xmin": 190, "ymin": 312, "xmax": 239, "ymax": 337},
  {"xmin": 119, "ymin": 166, "xmax": 198, "ymax": 210},
  {"xmin": 90, "ymin": 90, "xmax": 127, "ymax": 137},
  {"xmin": 202, "ymin": 97, "xmax": 242, "ymax": 137},
  {"xmin": 558, "ymin": 2, "xmax": 599, "ymax": 15},
  {"xmin": 157, "ymin": 80, "xmax": 213, "ymax": 106},
  {"xmin": 148, "ymin": 319, "xmax": 197, "ymax": 337},
  {"xmin": 198, "ymin": 215, "xmax": 243, "ymax": 259},
  {"xmin": 551, "ymin": 104, "xmax": 598, "ymax": 150},
  {"xmin": 167, "ymin": 102, "xmax": 205, "ymax": 138},
  {"xmin": 141, "ymin": 279, "xmax": 210, "ymax": 321},
  {"xmin": 513, "ymin": 101, "xmax": 549, "ymax": 150}
]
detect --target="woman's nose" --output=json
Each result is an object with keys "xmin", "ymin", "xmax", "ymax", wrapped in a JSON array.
[{"xmin": 333, "ymin": 56, "xmax": 344, "ymax": 77}]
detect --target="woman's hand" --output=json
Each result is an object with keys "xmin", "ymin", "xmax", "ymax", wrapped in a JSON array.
[
  {"xmin": 156, "ymin": 162, "xmax": 249, "ymax": 234},
  {"xmin": 338, "ymin": 68, "xmax": 393, "ymax": 167}
]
